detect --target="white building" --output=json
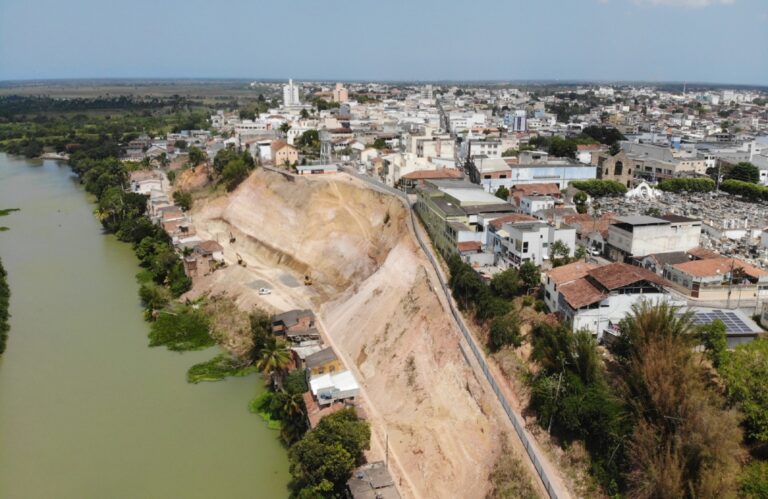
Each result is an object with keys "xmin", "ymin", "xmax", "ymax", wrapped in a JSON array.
[
  {"xmin": 504, "ymin": 110, "xmax": 527, "ymax": 132},
  {"xmin": 490, "ymin": 220, "xmax": 576, "ymax": 268},
  {"xmin": 283, "ymin": 79, "xmax": 301, "ymax": 107},
  {"xmin": 309, "ymin": 370, "xmax": 360, "ymax": 406},
  {"xmin": 519, "ymin": 195, "xmax": 555, "ymax": 216},
  {"xmin": 606, "ymin": 215, "xmax": 701, "ymax": 261}
]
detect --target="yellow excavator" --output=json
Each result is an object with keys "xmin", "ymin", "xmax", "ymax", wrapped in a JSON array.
[
  {"xmin": 236, "ymin": 253, "xmax": 247, "ymax": 267},
  {"xmin": 304, "ymin": 274, "xmax": 313, "ymax": 286}
]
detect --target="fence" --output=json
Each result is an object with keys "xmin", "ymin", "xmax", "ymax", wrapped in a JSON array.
[{"xmin": 340, "ymin": 166, "xmax": 561, "ymax": 498}]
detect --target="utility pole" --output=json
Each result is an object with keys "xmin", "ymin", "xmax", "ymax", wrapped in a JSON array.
[{"xmin": 726, "ymin": 257, "xmax": 735, "ymax": 309}]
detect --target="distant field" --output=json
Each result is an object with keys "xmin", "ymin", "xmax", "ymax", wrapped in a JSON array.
[{"xmin": 0, "ymin": 80, "xmax": 279, "ymax": 101}]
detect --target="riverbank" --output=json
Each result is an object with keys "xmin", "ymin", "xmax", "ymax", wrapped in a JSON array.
[{"xmin": 0, "ymin": 154, "xmax": 290, "ymax": 498}]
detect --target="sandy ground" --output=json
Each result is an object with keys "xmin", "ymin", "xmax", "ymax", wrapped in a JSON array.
[{"xmin": 188, "ymin": 170, "xmax": 545, "ymax": 499}]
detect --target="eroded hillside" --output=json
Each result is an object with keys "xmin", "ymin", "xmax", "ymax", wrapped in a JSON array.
[{"xmin": 189, "ymin": 169, "xmax": 542, "ymax": 498}]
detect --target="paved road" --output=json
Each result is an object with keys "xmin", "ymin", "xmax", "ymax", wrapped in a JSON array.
[{"xmin": 339, "ymin": 166, "xmax": 571, "ymax": 499}]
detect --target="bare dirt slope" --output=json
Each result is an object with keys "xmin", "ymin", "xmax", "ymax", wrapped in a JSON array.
[{"xmin": 189, "ymin": 170, "xmax": 543, "ymax": 499}]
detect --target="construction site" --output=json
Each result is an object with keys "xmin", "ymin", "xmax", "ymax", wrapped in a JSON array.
[{"xmin": 179, "ymin": 167, "xmax": 570, "ymax": 499}]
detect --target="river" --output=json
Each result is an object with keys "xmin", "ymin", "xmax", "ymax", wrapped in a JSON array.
[{"xmin": 0, "ymin": 154, "xmax": 289, "ymax": 498}]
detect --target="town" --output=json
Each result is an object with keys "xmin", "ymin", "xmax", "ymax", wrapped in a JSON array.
[{"xmin": 105, "ymin": 78, "xmax": 768, "ymax": 498}]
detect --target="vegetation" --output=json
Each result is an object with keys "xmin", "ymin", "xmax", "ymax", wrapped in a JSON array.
[
  {"xmin": 148, "ymin": 306, "xmax": 215, "ymax": 351},
  {"xmin": 448, "ymin": 255, "xmax": 511, "ymax": 321},
  {"xmin": 573, "ymin": 191, "xmax": 588, "ymax": 214},
  {"xmin": 548, "ymin": 240, "xmax": 573, "ymax": 268},
  {"xmin": 570, "ymin": 179, "xmax": 628, "ymax": 197},
  {"xmin": 487, "ymin": 437, "xmax": 538, "ymax": 498},
  {"xmin": 581, "ymin": 125, "xmax": 626, "ymax": 146},
  {"xmin": 288, "ymin": 408, "xmax": 370, "ymax": 497},
  {"xmin": 488, "ymin": 312, "xmax": 523, "ymax": 352},
  {"xmin": 740, "ymin": 460, "xmax": 768, "ymax": 498},
  {"xmin": 494, "ymin": 185, "xmax": 509, "ymax": 200},
  {"xmin": 212, "ymin": 147, "xmax": 255, "ymax": 191},
  {"xmin": 725, "ymin": 162, "xmax": 760, "ymax": 184},
  {"xmin": 0, "ymin": 258, "xmax": 9, "ymax": 355},
  {"xmin": 172, "ymin": 190, "xmax": 193, "ymax": 211},
  {"xmin": 186, "ymin": 353, "xmax": 259, "ymax": 383},
  {"xmin": 720, "ymin": 338, "xmax": 768, "ymax": 444},
  {"xmin": 720, "ymin": 179, "xmax": 768, "ymax": 202},
  {"xmin": 518, "ymin": 261, "xmax": 541, "ymax": 294},
  {"xmin": 696, "ymin": 319, "xmax": 727, "ymax": 368},
  {"xmin": 658, "ymin": 177, "xmax": 715, "ymax": 193}
]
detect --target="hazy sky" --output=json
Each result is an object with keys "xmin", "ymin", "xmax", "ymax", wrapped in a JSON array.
[{"xmin": 1, "ymin": 0, "xmax": 766, "ymax": 84}]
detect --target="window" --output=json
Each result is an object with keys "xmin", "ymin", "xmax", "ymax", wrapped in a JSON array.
[
  {"xmin": 523, "ymin": 242, "xmax": 529, "ymax": 253},
  {"xmin": 614, "ymin": 161, "xmax": 623, "ymax": 176}
]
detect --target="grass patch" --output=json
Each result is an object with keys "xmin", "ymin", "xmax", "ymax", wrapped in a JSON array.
[
  {"xmin": 148, "ymin": 305, "xmax": 215, "ymax": 351},
  {"xmin": 248, "ymin": 392, "xmax": 283, "ymax": 430},
  {"xmin": 187, "ymin": 353, "xmax": 259, "ymax": 383}
]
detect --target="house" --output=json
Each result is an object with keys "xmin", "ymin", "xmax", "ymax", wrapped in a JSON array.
[
  {"xmin": 634, "ymin": 251, "xmax": 690, "ymax": 275},
  {"xmin": 347, "ymin": 462, "xmax": 401, "ymax": 499},
  {"xmin": 606, "ymin": 214, "xmax": 701, "ymax": 262},
  {"xmin": 195, "ymin": 240, "xmax": 224, "ymax": 262},
  {"xmin": 272, "ymin": 309, "xmax": 316, "ymax": 336},
  {"xmin": 594, "ymin": 149, "xmax": 638, "ymax": 188},
  {"xmin": 304, "ymin": 347, "xmax": 343, "ymax": 376},
  {"xmin": 271, "ymin": 140, "xmax": 298, "ymax": 167},
  {"xmin": 490, "ymin": 220, "xmax": 576, "ymax": 268},
  {"xmin": 554, "ymin": 262, "xmax": 678, "ymax": 339},
  {"xmin": 688, "ymin": 307, "xmax": 765, "ymax": 348},
  {"xmin": 302, "ymin": 391, "xmax": 348, "ymax": 429},
  {"xmin": 543, "ymin": 260, "xmax": 602, "ymax": 313},
  {"xmin": 663, "ymin": 256, "xmax": 768, "ymax": 305},
  {"xmin": 309, "ymin": 370, "xmax": 360, "ymax": 406}
]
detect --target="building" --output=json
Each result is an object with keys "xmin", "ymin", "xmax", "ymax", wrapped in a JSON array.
[
  {"xmin": 606, "ymin": 215, "xmax": 701, "ymax": 262},
  {"xmin": 305, "ymin": 347, "xmax": 343, "ymax": 376},
  {"xmin": 543, "ymin": 260, "xmax": 602, "ymax": 313},
  {"xmin": 663, "ymin": 256, "xmax": 768, "ymax": 304},
  {"xmin": 296, "ymin": 164, "xmax": 338, "ymax": 176},
  {"xmin": 553, "ymin": 262, "xmax": 677, "ymax": 339},
  {"xmin": 272, "ymin": 309, "xmax": 316, "ymax": 338},
  {"xmin": 414, "ymin": 180, "xmax": 516, "ymax": 255},
  {"xmin": 271, "ymin": 140, "xmax": 298, "ymax": 167},
  {"xmin": 594, "ymin": 149, "xmax": 637, "ymax": 188},
  {"xmin": 688, "ymin": 307, "xmax": 765, "ymax": 348},
  {"xmin": 282, "ymin": 79, "xmax": 301, "ymax": 106},
  {"xmin": 331, "ymin": 83, "xmax": 349, "ymax": 103},
  {"xmin": 346, "ymin": 462, "xmax": 401, "ymax": 499},
  {"xmin": 489, "ymin": 220, "xmax": 576, "ymax": 268},
  {"xmin": 504, "ymin": 110, "xmax": 527, "ymax": 132},
  {"xmin": 309, "ymin": 370, "xmax": 360, "ymax": 406}
]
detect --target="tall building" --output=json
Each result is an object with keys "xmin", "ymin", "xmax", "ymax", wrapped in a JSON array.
[
  {"xmin": 332, "ymin": 83, "xmax": 349, "ymax": 103},
  {"xmin": 283, "ymin": 79, "xmax": 300, "ymax": 106},
  {"xmin": 504, "ymin": 110, "xmax": 527, "ymax": 132},
  {"xmin": 422, "ymin": 84, "xmax": 434, "ymax": 100}
]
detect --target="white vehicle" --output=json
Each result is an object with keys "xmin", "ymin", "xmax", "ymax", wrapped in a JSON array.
[{"xmin": 258, "ymin": 287, "xmax": 271, "ymax": 295}]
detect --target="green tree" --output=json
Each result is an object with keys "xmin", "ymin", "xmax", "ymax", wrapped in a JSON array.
[
  {"xmin": 299, "ymin": 109, "xmax": 310, "ymax": 119},
  {"xmin": 608, "ymin": 142, "xmax": 621, "ymax": 156},
  {"xmin": 740, "ymin": 461, "xmax": 768, "ymax": 498},
  {"xmin": 495, "ymin": 185, "xmax": 509, "ymax": 200},
  {"xmin": 719, "ymin": 338, "xmax": 768, "ymax": 443},
  {"xmin": 172, "ymin": 190, "xmax": 193, "ymax": 211},
  {"xmin": 573, "ymin": 191, "xmax": 588, "ymax": 214},
  {"xmin": 256, "ymin": 340, "xmax": 291, "ymax": 386},
  {"xmin": 488, "ymin": 312, "xmax": 522, "ymax": 352},
  {"xmin": 696, "ymin": 319, "xmax": 727, "ymax": 368},
  {"xmin": 372, "ymin": 137, "xmax": 387, "ymax": 150},
  {"xmin": 174, "ymin": 139, "xmax": 188, "ymax": 150},
  {"xmin": 726, "ymin": 162, "xmax": 760, "ymax": 184},
  {"xmin": 490, "ymin": 268, "xmax": 520, "ymax": 299},
  {"xmin": 549, "ymin": 240, "xmax": 571, "ymax": 268},
  {"xmin": 187, "ymin": 146, "xmax": 206, "ymax": 167},
  {"xmin": 279, "ymin": 122, "xmax": 292, "ymax": 135},
  {"xmin": 518, "ymin": 261, "xmax": 541, "ymax": 294},
  {"xmin": 221, "ymin": 158, "xmax": 251, "ymax": 191}
]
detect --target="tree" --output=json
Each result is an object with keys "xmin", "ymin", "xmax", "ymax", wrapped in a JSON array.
[
  {"xmin": 549, "ymin": 240, "xmax": 572, "ymax": 268},
  {"xmin": 696, "ymin": 319, "xmax": 727, "ymax": 368},
  {"xmin": 490, "ymin": 268, "xmax": 520, "ymax": 299},
  {"xmin": 495, "ymin": 185, "xmax": 509, "ymax": 200},
  {"xmin": 519, "ymin": 261, "xmax": 541, "ymax": 293},
  {"xmin": 279, "ymin": 122, "xmax": 291, "ymax": 135},
  {"xmin": 609, "ymin": 142, "xmax": 621, "ymax": 156},
  {"xmin": 221, "ymin": 158, "xmax": 250, "ymax": 191},
  {"xmin": 256, "ymin": 340, "xmax": 291, "ymax": 386},
  {"xmin": 372, "ymin": 137, "xmax": 387, "ymax": 150},
  {"xmin": 249, "ymin": 308, "xmax": 273, "ymax": 361},
  {"xmin": 187, "ymin": 146, "xmax": 206, "ymax": 167},
  {"xmin": 720, "ymin": 338, "xmax": 768, "ymax": 444},
  {"xmin": 299, "ymin": 109, "xmax": 309, "ymax": 119},
  {"xmin": 548, "ymin": 136, "xmax": 577, "ymax": 159},
  {"xmin": 488, "ymin": 312, "xmax": 522, "ymax": 352},
  {"xmin": 295, "ymin": 129, "xmax": 320, "ymax": 152},
  {"xmin": 573, "ymin": 191, "xmax": 588, "ymax": 214},
  {"xmin": 726, "ymin": 162, "xmax": 760, "ymax": 184},
  {"xmin": 289, "ymin": 408, "xmax": 370, "ymax": 496},
  {"xmin": 172, "ymin": 190, "xmax": 192, "ymax": 211},
  {"xmin": 613, "ymin": 302, "xmax": 744, "ymax": 498}
]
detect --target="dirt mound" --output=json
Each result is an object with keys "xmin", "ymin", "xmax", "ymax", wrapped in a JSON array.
[
  {"xmin": 175, "ymin": 164, "xmax": 211, "ymax": 192},
  {"xmin": 189, "ymin": 169, "xmax": 540, "ymax": 498}
]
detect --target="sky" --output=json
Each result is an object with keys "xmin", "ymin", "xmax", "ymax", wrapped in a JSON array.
[{"xmin": 1, "ymin": 0, "xmax": 766, "ymax": 85}]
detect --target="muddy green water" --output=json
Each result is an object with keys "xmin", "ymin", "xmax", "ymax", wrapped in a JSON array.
[{"xmin": 0, "ymin": 154, "xmax": 289, "ymax": 499}]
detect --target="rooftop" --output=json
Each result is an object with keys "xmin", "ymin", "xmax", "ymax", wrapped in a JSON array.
[{"xmin": 547, "ymin": 261, "xmax": 602, "ymax": 285}]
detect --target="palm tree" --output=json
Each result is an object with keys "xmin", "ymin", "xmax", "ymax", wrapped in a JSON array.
[
  {"xmin": 274, "ymin": 390, "xmax": 307, "ymax": 444},
  {"xmin": 256, "ymin": 340, "xmax": 291, "ymax": 387}
]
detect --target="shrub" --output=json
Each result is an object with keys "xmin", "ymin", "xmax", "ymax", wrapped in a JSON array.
[
  {"xmin": 148, "ymin": 306, "xmax": 214, "ymax": 351},
  {"xmin": 658, "ymin": 177, "xmax": 715, "ymax": 193},
  {"xmin": 570, "ymin": 179, "xmax": 628, "ymax": 197}
]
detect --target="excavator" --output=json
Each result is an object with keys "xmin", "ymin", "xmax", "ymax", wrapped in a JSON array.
[
  {"xmin": 236, "ymin": 253, "xmax": 246, "ymax": 267},
  {"xmin": 229, "ymin": 232, "xmax": 236, "ymax": 244},
  {"xmin": 304, "ymin": 274, "xmax": 313, "ymax": 286}
]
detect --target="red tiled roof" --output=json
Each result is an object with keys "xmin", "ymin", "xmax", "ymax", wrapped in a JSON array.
[
  {"xmin": 558, "ymin": 278, "xmax": 607, "ymax": 309},
  {"xmin": 687, "ymin": 246, "xmax": 720, "ymax": 260},
  {"xmin": 588, "ymin": 263, "xmax": 667, "ymax": 290},
  {"xmin": 457, "ymin": 241, "xmax": 481, "ymax": 253},
  {"xmin": 547, "ymin": 261, "xmax": 601, "ymax": 285},
  {"xmin": 197, "ymin": 240, "xmax": 223, "ymax": 253},
  {"xmin": 577, "ymin": 144, "xmax": 605, "ymax": 151},
  {"xmin": 672, "ymin": 257, "xmax": 768, "ymax": 280}
]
